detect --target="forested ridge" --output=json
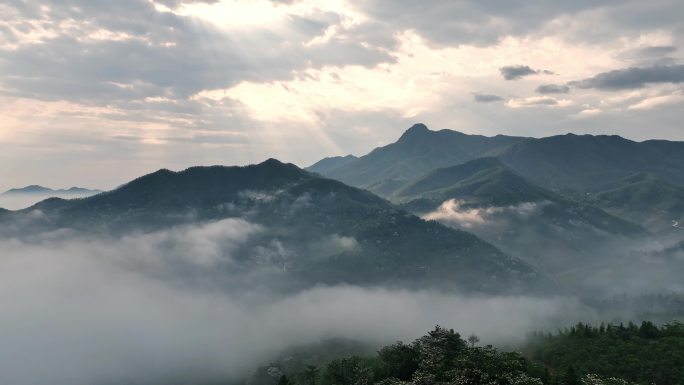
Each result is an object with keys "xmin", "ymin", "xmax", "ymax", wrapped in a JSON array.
[
  {"xmin": 526, "ymin": 321, "xmax": 684, "ymax": 385},
  {"xmin": 249, "ymin": 324, "xmax": 684, "ymax": 385}
]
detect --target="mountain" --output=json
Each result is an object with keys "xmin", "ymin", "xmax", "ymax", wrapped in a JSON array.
[
  {"xmin": 588, "ymin": 173, "xmax": 684, "ymax": 232},
  {"xmin": 0, "ymin": 159, "xmax": 550, "ymax": 294},
  {"xmin": 386, "ymin": 157, "xmax": 646, "ymax": 289},
  {"xmin": 306, "ymin": 155, "xmax": 358, "ymax": 175},
  {"xmin": 0, "ymin": 185, "xmax": 103, "ymax": 210},
  {"xmin": 315, "ymin": 127, "xmax": 684, "ymax": 198},
  {"xmin": 392, "ymin": 157, "xmax": 558, "ymax": 206},
  {"xmin": 320, "ymin": 124, "xmax": 528, "ymax": 196},
  {"xmin": 499, "ymin": 134, "xmax": 684, "ymax": 194},
  {"xmin": 310, "ymin": 125, "xmax": 684, "ymax": 238},
  {"xmin": 2, "ymin": 185, "xmax": 54, "ymax": 194},
  {"xmin": 2, "ymin": 185, "xmax": 102, "ymax": 195}
]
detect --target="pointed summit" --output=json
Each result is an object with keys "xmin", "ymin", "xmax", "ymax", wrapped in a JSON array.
[{"xmin": 399, "ymin": 123, "xmax": 430, "ymax": 141}]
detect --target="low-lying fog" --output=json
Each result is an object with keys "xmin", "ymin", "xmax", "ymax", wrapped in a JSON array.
[{"xmin": 0, "ymin": 218, "xmax": 592, "ymax": 385}]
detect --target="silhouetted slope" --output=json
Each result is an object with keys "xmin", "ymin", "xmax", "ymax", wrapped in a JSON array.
[
  {"xmin": 323, "ymin": 124, "xmax": 528, "ymax": 196},
  {"xmin": 1, "ymin": 159, "xmax": 550, "ymax": 294},
  {"xmin": 306, "ymin": 155, "xmax": 358, "ymax": 175}
]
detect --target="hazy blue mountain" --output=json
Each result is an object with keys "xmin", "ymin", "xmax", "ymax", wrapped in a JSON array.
[
  {"xmin": 2, "ymin": 185, "xmax": 101, "ymax": 195},
  {"xmin": 2, "ymin": 185, "xmax": 54, "ymax": 194},
  {"xmin": 499, "ymin": 133, "xmax": 684, "ymax": 193},
  {"xmin": 306, "ymin": 155, "xmax": 358, "ymax": 175},
  {"xmin": 321, "ymin": 124, "xmax": 528, "ymax": 196},
  {"xmin": 0, "ymin": 185, "xmax": 103, "ymax": 210},
  {"xmin": 1, "ymin": 159, "xmax": 549, "ymax": 294},
  {"xmin": 589, "ymin": 172, "xmax": 684, "ymax": 232},
  {"xmin": 387, "ymin": 157, "xmax": 647, "ymax": 290}
]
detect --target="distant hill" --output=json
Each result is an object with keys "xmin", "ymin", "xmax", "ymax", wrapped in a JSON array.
[
  {"xmin": 0, "ymin": 159, "xmax": 550, "ymax": 294},
  {"xmin": 392, "ymin": 157, "xmax": 558, "ymax": 206},
  {"xmin": 2, "ymin": 185, "xmax": 101, "ymax": 195},
  {"xmin": 321, "ymin": 124, "xmax": 528, "ymax": 196},
  {"xmin": 306, "ymin": 155, "xmax": 358, "ymax": 175},
  {"xmin": 589, "ymin": 173, "xmax": 684, "ymax": 232},
  {"xmin": 0, "ymin": 185, "xmax": 102, "ymax": 210},
  {"xmin": 499, "ymin": 134, "xmax": 684, "ymax": 193}
]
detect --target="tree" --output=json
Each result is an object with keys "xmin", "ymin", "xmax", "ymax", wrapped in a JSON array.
[
  {"xmin": 377, "ymin": 342, "xmax": 419, "ymax": 381},
  {"xmin": 467, "ymin": 333, "xmax": 480, "ymax": 348},
  {"xmin": 300, "ymin": 365, "xmax": 319, "ymax": 385},
  {"xmin": 561, "ymin": 366, "xmax": 580, "ymax": 385},
  {"xmin": 278, "ymin": 375, "xmax": 293, "ymax": 385}
]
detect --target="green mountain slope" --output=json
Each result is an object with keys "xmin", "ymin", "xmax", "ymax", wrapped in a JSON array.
[
  {"xmin": 392, "ymin": 157, "xmax": 558, "ymax": 206},
  {"xmin": 387, "ymin": 158, "xmax": 646, "ymax": 291},
  {"xmin": 589, "ymin": 173, "xmax": 684, "ymax": 232}
]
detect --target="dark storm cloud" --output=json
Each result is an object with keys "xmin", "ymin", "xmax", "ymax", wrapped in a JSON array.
[
  {"xmin": 536, "ymin": 84, "xmax": 570, "ymax": 94},
  {"xmin": 570, "ymin": 64, "xmax": 684, "ymax": 90},
  {"xmin": 500, "ymin": 65, "xmax": 552, "ymax": 80},
  {"xmin": 472, "ymin": 93, "xmax": 505, "ymax": 103}
]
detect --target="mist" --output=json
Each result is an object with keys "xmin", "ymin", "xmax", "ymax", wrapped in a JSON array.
[
  {"xmin": 422, "ymin": 199, "xmax": 684, "ymax": 299},
  {"xmin": 0, "ymin": 220, "xmax": 590, "ymax": 385}
]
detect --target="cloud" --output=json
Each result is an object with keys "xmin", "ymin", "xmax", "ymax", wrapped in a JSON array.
[
  {"xmin": 354, "ymin": 0, "xmax": 684, "ymax": 47},
  {"xmin": 627, "ymin": 91, "xmax": 684, "ymax": 110},
  {"xmin": 617, "ymin": 45, "xmax": 678, "ymax": 66},
  {"xmin": 500, "ymin": 65, "xmax": 553, "ymax": 80},
  {"xmin": 506, "ymin": 96, "xmax": 572, "ymax": 108},
  {"xmin": 0, "ymin": 225, "xmax": 589, "ymax": 385},
  {"xmin": 570, "ymin": 64, "xmax": 684, "ymax": 90},
  {"xmin": 472, "ymin": 92, "xmax": 505, "ymax": 103},
  {"xmin": 422, "ymin": 199, "xmax": 541, "ymax": 229},
  {"xmin": 536, "ymin": 84, "xmax": 570, "ymax": 94},
  {"xmin": 0, "ymin": 1, "xmax": 392, "ymax": 105}
]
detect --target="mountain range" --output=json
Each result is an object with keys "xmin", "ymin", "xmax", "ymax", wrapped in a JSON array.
[
  {"xmin": 0, "ymin": 159, "xmax": 548, "ymax": 294},
  {"xmin": 2, "ymin": 185, "xmax": 101, "ymax": 195},
  {"xmin": 305, "ymin": 124, "xmax": 684, "ymax": 293},
  {"xmin": 308, "ymin": 124, "xmax": 684, "ymax": 234},
  {"xmin": 3, "ymin": 123, "xmax": 683, "ymax": 297}
]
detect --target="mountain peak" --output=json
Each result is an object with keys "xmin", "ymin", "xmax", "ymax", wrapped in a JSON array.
[
  {"xmin": 260, "ymin": 158, "xmax": 285, "ymax": 166},
  {"xmin": 399, "ymin": 123, "xmax": 430, "ymax": 140},
  {"xmin": 4, "ymin": 185, "xmax": 52, "ymax": 194}
]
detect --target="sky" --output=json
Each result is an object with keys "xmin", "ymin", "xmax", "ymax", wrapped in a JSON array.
[{"xmin": 1, "ymin": 0, "xmax": 684, "ymax": 191}]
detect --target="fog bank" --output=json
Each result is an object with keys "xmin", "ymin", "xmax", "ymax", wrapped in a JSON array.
[{"xmin": 0, "ymin": 223, "xmax": 590, "ymax": 385}]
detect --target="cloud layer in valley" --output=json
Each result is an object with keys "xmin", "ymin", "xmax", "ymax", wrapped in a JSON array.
[{"xmin": 0, "ymin": 220, "xmax": 589, "ymax": 385}]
